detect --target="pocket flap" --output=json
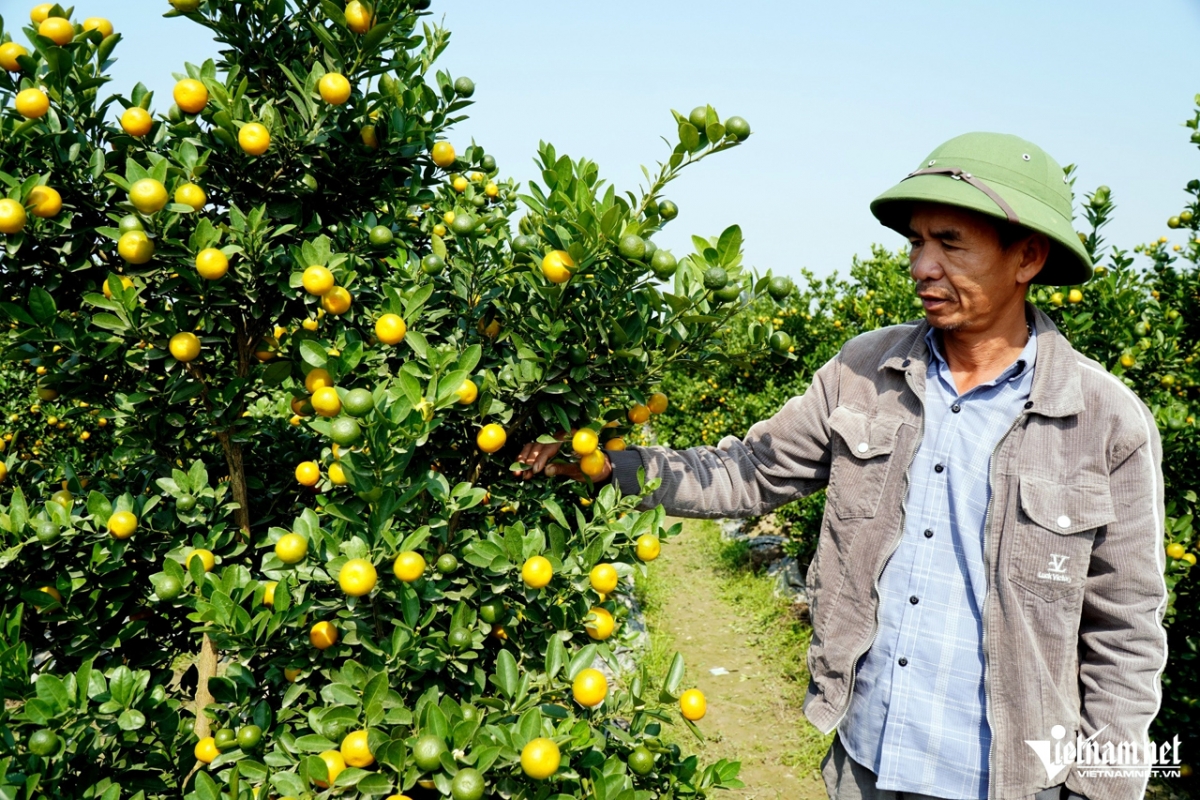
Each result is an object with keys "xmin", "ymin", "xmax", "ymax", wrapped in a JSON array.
[
  {"xmin": 828, "ymin": 406, "xmax": 900, "ymax": 459},
  {"xmin": 1019, "ymin": 476, "xmax": 1116, "ymax": 534}
]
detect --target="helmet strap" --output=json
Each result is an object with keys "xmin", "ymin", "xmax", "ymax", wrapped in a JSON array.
[{"xmin": 904, "ymin": 166, "xmax": 1020, "ymax": 224}]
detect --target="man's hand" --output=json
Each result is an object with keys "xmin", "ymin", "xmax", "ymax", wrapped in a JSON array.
[{"xmin": 512, "ymin": 431, "xmax": 614, "ymax": 483}]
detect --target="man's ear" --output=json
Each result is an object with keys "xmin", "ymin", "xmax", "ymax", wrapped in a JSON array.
[{"xmin": 1016, "ymin": 233, "xmax": 1051, "ymax": 284}]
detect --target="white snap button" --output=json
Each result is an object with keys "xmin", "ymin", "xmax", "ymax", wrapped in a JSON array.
[
  {"xmin": 857, "ymin": 442, "xmax": 870, "ymax": 454},
  {"xmin": 928, "ymin": 159, "xmax": 936, "ymax": 166},
  {"xmin": 1057, "ymin": 515, "xmax": 1071, "ymax": 528},
  {"xmin": 1022, "ymin": 153, "xmax": 1031, "ymax": 161}
]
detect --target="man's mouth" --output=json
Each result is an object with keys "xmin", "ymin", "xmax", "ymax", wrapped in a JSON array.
[{"xmin": 918, "ymin": 293, "xmax": 951, "ymax": 309}]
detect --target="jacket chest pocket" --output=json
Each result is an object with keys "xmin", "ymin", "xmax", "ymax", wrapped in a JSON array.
[
  {"xmin": 1007, "ymin": 476, "xmax": 1115, "ymax": 602},
  {"xmin": 827, "ymin": 405, "xmax": 902, "ymax": 520}
]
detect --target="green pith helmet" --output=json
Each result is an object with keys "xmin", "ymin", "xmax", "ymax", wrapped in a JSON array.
[{"xmin": 870, "ymin": 132, "xmax": 1092, "ymax": 286}]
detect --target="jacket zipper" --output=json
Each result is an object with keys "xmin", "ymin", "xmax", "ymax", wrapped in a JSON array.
[
  {"xmin": 828, "ymin": 368, "xmax": 926, "ymax": 733},
  {"xmin": 979, "ymin": 411, "xmax": 1027, "ymax": 800}
]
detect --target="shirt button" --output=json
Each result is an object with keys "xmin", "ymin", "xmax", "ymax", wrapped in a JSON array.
[
  {"xmin": 1057, "ymin": 515, "xmax": 1071, "ymax": 528},
  {"xmin": 898, "ymin": 657, "xmax": 908, "ymax": 667},
  {"xmin": 951, "ymin": 404, "xmax": 961, "ymax": 413},
  {"xmin": 857, "ymin": 442, "xmax": 870, "ymax": 454},
  {"xmin": 924, "ymin": 529, "xmax": 934, "ymax": 538},
  {"xmin": 909, "ymin": 595, "xmax": 919, "ymax": 605},
  {"xmin": 1024, "ymin": 401, "xmax": 1033, "ymax": 410},
  {"xmin": 902, "ymin": 359, "xmax": 911, "ymax": 368},
  {"xmin": 934, "ymin": 464, "xmax": 945, "ymax": 473}
]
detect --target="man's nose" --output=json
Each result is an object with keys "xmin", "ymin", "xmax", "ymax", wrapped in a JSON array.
[{"xmin": 909, "ymin": 246, "xmax": 942, "ymax": 282}]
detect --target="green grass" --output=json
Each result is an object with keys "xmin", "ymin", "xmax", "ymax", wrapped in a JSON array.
[
  {"xmin": 692, "ymin": 521, "xmax": 833, "ymax": 770},
  {"xmin": 635, "ymin": 518, "xmax": 833, "ymax": 772},
  {"xmin": 632, "ymin": 543, "xmax": 681, "ymax": 691}
]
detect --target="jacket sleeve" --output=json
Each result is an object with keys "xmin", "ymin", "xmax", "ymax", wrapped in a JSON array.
[
  {"xmin": 1066, "ymin": 411, "xmax": 1169, "ymax": 800},
  {"xmin": 605, "ymin": 354, "xmax": 838, "ymax": 518}
]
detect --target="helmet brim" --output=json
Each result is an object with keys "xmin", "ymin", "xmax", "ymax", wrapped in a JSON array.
[{"xmin": 871, "ymin": 173, "xmax": 1093, "ymax": 286}]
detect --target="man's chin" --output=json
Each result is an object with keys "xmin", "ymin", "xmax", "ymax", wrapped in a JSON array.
[{"xmin": 923, "ymin": 306, "xmax": 962, "ymax": 332}]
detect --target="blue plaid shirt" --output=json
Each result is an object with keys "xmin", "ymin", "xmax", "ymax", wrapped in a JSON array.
[{"xmin": 837, "ymin": 321, "xmax": 1037, "ymax": 799}]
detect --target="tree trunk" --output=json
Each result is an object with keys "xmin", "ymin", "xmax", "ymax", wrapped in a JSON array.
[
  {"xmin": 193, "ymin": 634, "xmax": 219, "ymax": 739},
  {"xmin": 217, "ymin": 431, "xmax": 252, "ymax": 537},
  {"xmin": 194, "ymin": 312, "xmax": 255, "ymax": 739}
]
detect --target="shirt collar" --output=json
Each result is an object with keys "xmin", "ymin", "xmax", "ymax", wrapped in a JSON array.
[{"xmin": 924, "ymin": 317, "xmax": 1038, "ymax": 387}]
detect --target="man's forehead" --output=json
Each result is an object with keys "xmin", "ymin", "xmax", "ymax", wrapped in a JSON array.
[{"xmin": 907, "ymin": 203, "xmax": 987, "ymax": 236}]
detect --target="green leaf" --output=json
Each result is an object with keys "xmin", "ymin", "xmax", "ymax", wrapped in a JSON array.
[
  {"xmin": 398, "ymin": 525, "xmax": 430, "ymax": 552},
  {"xmin": 503, "ymin": 524, "xmax": 524, "ymax": 561},
  {"xmin": 356, "ymin": 773, "xmax": 394, "ymax": 795},
  {"xmin": 28, "ymin": 287, "xmax": 56, "ymax": 326},
  {"xmin": 494, "ymin": 649, "xmax": 518, "ymax": 698},
  {"xmin": 320, "ymin": 0, "xmax": 346, "ymax": 27},
  {"xmin": 1, "ymin": 302, "xmax": 37, "ymax": 326},
  {"xmin": 36, "ymin": 673, "xmax": 70, "ymax": 713},
  {"xmin": 87, "ymin": 491, "xmax": 113, "ymax": 523},
  {"xmin": 299, "ymin": 339, "xmax": 328, "ymax": 369},
  {"xmin": 517, "ymin": 707, "xmax": 542, "ymax": 743},
  {"xmin": 8, "ymin": 486, "xmax": 28, "ymax": 534},
  {"xmin": 91, "ymin": 312, "xmax": 129, "ymax": 333},
  {"xmin": 295, "ymin": 734, "xmax": 338, "ymax": 752},
  {"xmin": 405, "ymin": 331, "xmax": 428, "ymax": 360},
  {"xmin": 361, "ymin": 20, "xmax": 397, "ymax": 53},
  {"xmin": 544, "ymin": 636, "xmax": 565, "ymax": 680},
  {"xmin": 263, "ymin": 361, "xmax": 291, "ymax": 386},
  {"xmin": 566, "ymin": 644, "xmax": 598, "ymax": 680},
  {"xmin": 97, "ymin": 32, "xmax": 121, "ymax": 63},
  {"xmin": 542, "ymin": 498, "xmax": 568, "ymax": 530},
  {"xmin": 363, "ymin": 673, "xmax": 388, "ymax": 726},
  {"xmin": 717, "ymin": 225, "xmax": 743, "ymax": 267},
  {"xmin": 600, "ymin": 205, "xmax": 622, "ymax": 239},
  {"xmin": 377, "ymin": 739, "xmax": 407, "ymax": 772},
  {"xmin": 662, "ymin": 652, "xmax": 686, "ymax": 698},
  {"xmin": 397, "ymin": 372, "xmax": 423, "ymax": 406},
  {"xmin": 400, "ymin": 584, "xmax": 420, "ymax": 628},
  {"xmin": 457, "ymin": 344, "xmax": 482, "ymax": 375},
  {"xmin": 117, "ymin": 708, "xmax": 146, "ymax": 730},
  {"xmin": 679, "ymin": 122, "xmax": 701, "ymax": 152},
  {"xmin": 194, "ymin": 772, "xmax": 220, "ymax": 800},
  {"xmin": 435, "ymin": 369, "xmax": 468, "ymax": 404}
]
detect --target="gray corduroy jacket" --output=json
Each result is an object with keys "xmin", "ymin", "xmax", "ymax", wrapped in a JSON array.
[{"xmin": 608, "ymin": 303, "xmax": 1168, "ymax": 800}]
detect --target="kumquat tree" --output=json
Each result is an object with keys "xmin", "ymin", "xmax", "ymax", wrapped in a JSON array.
[{"xmin": 0, "ymin": 1, "xmax": 781, "ymax": 796}]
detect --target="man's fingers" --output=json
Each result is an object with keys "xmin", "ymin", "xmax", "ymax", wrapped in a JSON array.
[
  {"xmin": 534, "ymin": 442, "xmax": 561, "ymax": 472},
  {"xmin": 596, "ymin": 457, "xmax": 613, "ymax": 483},
  {"xmin": 512, "ymin": 441, "xmax": 565, "ymax": 480},
  {"xmin": 521, "ymin": 443, "xmax": 545, "ymax": 464},
  {"xmin": 545, "ymin": 462, "xmax": 585, "ymax": 481}
]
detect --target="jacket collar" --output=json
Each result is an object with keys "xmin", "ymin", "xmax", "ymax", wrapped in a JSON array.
[{"xmin": 878, "ymin": 302, "xmax": 1083, "ymax": 418}]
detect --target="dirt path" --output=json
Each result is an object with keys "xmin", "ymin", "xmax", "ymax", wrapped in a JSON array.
[{"xmin": 648, "ymin": 517, "xmax": 829, "ymax": 800}]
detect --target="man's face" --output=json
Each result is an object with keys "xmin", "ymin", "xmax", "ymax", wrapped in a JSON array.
[{"xmin": 906, "ymin": 203, "xmax": 1046, "ymax": 333}]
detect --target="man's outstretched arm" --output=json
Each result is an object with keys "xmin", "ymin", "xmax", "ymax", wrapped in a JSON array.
[{"xmin": 514, "ymin": 354, "xmax": 840, "ymax": 519}]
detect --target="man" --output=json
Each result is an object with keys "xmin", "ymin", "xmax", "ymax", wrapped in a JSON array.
[{"xmin": 514, "ymin": 133, "xmax": 1167, "ymax": 800}]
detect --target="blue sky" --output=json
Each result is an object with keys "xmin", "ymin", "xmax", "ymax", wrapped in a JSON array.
[{"xmin": 5, "ymin": 0, "xmax": 1200, "ymax": 282}]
